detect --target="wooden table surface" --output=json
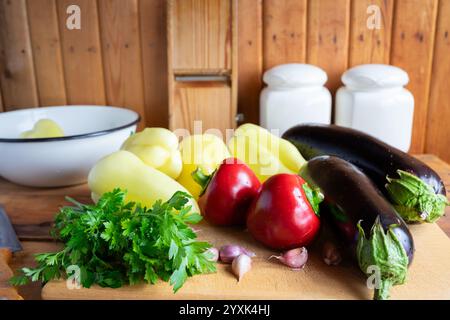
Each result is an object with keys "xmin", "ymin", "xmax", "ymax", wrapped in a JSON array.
[{"xmin": 1, "ymin": 154, "xmax": 449, "ymax": 300}]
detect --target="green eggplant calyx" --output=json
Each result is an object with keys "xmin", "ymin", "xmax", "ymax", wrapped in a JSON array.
[
  {"xmin": 356, "ymin": 216, "xmax": 409, "ymax": 300},
  {"xmin": 302, "ymin": 182, "xmax": 324, "ymax": 216},
  {"xmin": 386, "ymin": 170, "xmax": 449, "ymax": 223}
]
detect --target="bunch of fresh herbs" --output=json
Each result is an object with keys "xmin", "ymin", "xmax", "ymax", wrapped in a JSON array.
[{"xmin": 10, "ymin": 189, "xmax": 216, "ymax": 292}]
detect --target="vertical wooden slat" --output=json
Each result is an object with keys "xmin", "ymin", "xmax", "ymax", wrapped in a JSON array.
[
  {"xmin": 348, "ymin": 0, "xmax": 394, "ymax": 66},
  {"xmin": 390, "ymin": 0, "xmax": 438, "ymax": 154},
  {"xmin": 170, "ymin": 0, "xmax": 231, "ymax": 72},
  {"xmin": 167, "ymin": 0, "xmax": 175, "ymax": 131},
  {"xmin": 426, "ymin": 0, "xmax": 450, "ymax": 163},
  {"xmin": 0, "ymin": 86, "xmax": 3, "ymax": 112},
  {"xmin": 172, "ymin": 82, "xmax": 232, "ymax": 135},
  {"xmin": 237, "ymin": 0, "xmax": 263, "ymax": 125},
  {"xmin": 139, "ymin": 0, "xmax": 168, "ymax": 128},
  {"xmin": 98, "ymin": 0, "xmax": 146, "ymax": 127},
  {"xmin": 57, "ymin": 0, "xmax": 106, "ymax": 105},
  {"xmin": 167, "ymin": 0, "xmax": 237, "ymax": 135},
  {"xmin": 263, "ymin": 0, "xmax": 307, "ymax": 70},
  {"xmin": 230, "ymin": 0, "xmax": 238, "ymax": 130},
  {"xmin": 26, "ymin": 0, "xmax": 67, "ymax": 106},
  {"xmin": 0, "ymin": 0, "xmax": 39, "ymax": 110},
  {"xmin": 307, "ymin": 0, "xmax": 351, "ymax": 95}
]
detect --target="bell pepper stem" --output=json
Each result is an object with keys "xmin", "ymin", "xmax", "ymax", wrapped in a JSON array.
[
  {"xmin": 301, "ymin": 183, "xmax": 324, "ymax": 216},
  {"xmin": 191, "ymin": 167, "xmax": 214, "ymax": 195}
]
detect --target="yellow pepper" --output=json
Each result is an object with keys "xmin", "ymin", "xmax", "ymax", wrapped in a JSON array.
[
  {"xmin": 20, "ymin": 119, "xmax": 64, "ymax": 139},
  {"xmin": 177, "ymin": 134, "xmax": 230, "ymax": 199},
  {"xmin": 227, "ymin": 123, "xmax": 305, "ymax": 182},
  {"xmin": 88, "ymin": 150, "xmax": 199, "ymax": 212},
  {"xmin": 121, "ymin": 128, "xmax": 182, "ymax": 179}
]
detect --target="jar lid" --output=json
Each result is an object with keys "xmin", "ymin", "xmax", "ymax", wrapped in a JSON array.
[
  {"xmin": 263, "ymin": 63, "xmax": 328, "ymax": 88},
  {"xmin": 342, "ymin": 64, "xmax": 409, "ymax": 89}
]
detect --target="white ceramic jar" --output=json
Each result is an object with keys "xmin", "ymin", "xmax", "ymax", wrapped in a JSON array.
[
  {"xmin": 260, "ymin": 63, "xmax": 332, "ymax": 136},
  {"xmin": 335, "ymin": 64, "xmax": 414, "ymax": 152}
]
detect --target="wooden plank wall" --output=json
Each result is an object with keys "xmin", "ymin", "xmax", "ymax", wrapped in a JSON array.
[{"xmin": 0, "ymin": 0, "xmax": 449, "ymax": 161}]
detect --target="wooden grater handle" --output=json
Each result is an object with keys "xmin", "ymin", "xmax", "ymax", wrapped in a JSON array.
[{"xmin": 0, "ymin": 248, "xmax": 23, "ymax": 300}]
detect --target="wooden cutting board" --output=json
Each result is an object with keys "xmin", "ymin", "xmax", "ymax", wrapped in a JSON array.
[
  {"xmin": 2, "ymin": 154, "xmax": 449, "ymax": 300},
  {"xmin": 41, "ymin": 221, "xmax": 450, "ymax": 300}
]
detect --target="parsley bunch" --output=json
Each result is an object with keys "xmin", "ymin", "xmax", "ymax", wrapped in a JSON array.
[{"xmin": 11, "ymin": 189, "xmax": 216, "ymax": 292}]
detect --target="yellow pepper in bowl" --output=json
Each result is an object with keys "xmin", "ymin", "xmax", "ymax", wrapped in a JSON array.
[
  {"xmin": 121, "ymin": 128, "xmax": 182, "ymax": 179},
  {"xmin": 88, "ymin": 150, "xmax": 199, "ymax": 212},
  {"xmin": 20, "ymin": 119, "xmax": 64, "ymax": 139},
  {"xmin": 227, "ymin": 123, "xmax": 306, "ymax": 182}
]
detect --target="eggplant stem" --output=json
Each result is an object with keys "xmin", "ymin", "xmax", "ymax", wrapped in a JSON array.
[{"xmin": 374, "ymin": 280, "xmax": 392, "ymax": 300}]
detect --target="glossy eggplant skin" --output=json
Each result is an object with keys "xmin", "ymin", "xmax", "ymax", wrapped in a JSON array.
[
  {"xmin": 283, "ymin": 124, "xmax": 446, "ymax": 197},
  {"xmin": 300, "ymin": 156, "xmax": 414, "ymax": 264}
]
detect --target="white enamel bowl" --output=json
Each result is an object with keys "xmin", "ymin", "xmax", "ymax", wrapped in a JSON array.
[{"xmin": 0, "ymin": 106, "xmax": 140, "ymax": 187}]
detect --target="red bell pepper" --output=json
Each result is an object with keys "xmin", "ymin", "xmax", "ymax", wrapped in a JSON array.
[
  {"xmin": 192, "ymin": 158, "xmax": 261, "ymax": 226},
  {"xmin": 246, "ymin": 174, "xmax": 322, "ymax": 250}
]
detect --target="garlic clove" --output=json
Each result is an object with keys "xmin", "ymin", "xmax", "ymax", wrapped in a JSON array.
[
  {"xmin": 322, "ymin": 241, "xmax": 342, "ymax": 266},
  {"xmin": 241, "ymin": 247, "xmax": 256, "ymax": 258},
  {"xmin": 269, "ymin": 247, "xmax": 308, "ymax": 269},
  {"xmin": 231, "ymin": 254, "xmax": 252, "ymax": 282},
  {"xmin": 219, "ymin": 245, "xmax": 256, "ymax": 264},
  {"xmin": 206, "ymin": 247, "xmax": 219, "ymax": 262}
]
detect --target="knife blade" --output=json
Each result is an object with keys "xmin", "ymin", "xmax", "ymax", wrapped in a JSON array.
[
  {"xmin": 0, "ymin": 206, "xmax": 22, "ymax": 253},
  {"xmin": 0, "ymin": 206, "xmax": 23, "ymax": 300}
]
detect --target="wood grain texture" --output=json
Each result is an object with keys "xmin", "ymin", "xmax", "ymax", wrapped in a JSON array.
[
  {"xmin": 13, "ymin": 223, "xmax": 53, "ymax": 242},
  {"xmin": 171, "ymin": 68, "xmax": 231, "ymax": 76},
  {"xmin": 0, "ymin": 288, "xmax": 23, "ymax": 300},
  {"xmin": 0, "ymin": 86, "xmax": 3, "ymax": 112},
  {"xmin": 348, "ymin": 0, "xmax": 394, "ymax": 66},
  {"xmin": 237, "ymin": 0, "xmax": 263, "ymax": 124},
  {"xmin": 263, "ymin": 0, "xmax": 307, "ymax": 69},
  {"xmin": 0, "ymin": 0, "xmax": 449, "ymax": 164},
  {"xmin": 390, "ymin": 0, "xmax": 438, "ymax": 154},
  {"xmin": 26, "ymin": 0, "xmax": 67, "ymax": 106},
  {"xmin": 307, "ymin": 0, "xmax": 351, "ymax": 95},
  {"xmin": 11, "ymin": 241, "xmax": 61, "ymax": 300},
  {"xmin": 0, "ymin": 178, "xmax": 91, "ymax": 229},
  {"xmin": 167, "ymin": 0, "xmax": 237, "ymax": 134},
  {"xmin": 98, "ymin": 0, "xmax": 145, "ymax": 128},
  {"xmin": 57, "ymin": 0, "xmax": 106, "ymax": 105},
  {"xmin": 0, "ymin": 0, "xmax": 39, "ymax": 110},
  {"xmin": 0, "ymin": 248, "xmax": 13, "ymax": 283},
  {"xmin": 172, "ymin": 82, "xmax": 232, "ymax": 135},
  {"xmin": 168, "ymin": 0, "xmax": 232, "ymax": 71},
  {"xmin": 1, "ymin": 155, "xmax": 448, "ymax": 238},
  {"xmin": 425, "ymin": 0, "xmax": 450, "ymax": 163},
  {"xmin": 0, "ymin": 248, "xmax": 22, "ymax": 300},
  {"xmin": 139, "ymin": 0, "xmax": 168, "ymax": 128},
  {"xmin": 1, "ymin": 155, "xmax": 448, "ymax": 300},
  {"xmin": 167, "ymin": 0, "xmax": 175, "ymax": 131},
  {"xmin": 42, "ymin": 221, "xmax": 450, "ymax": 300},
  {"xmin": 230, "ymin": 0, "xmax": 238, "ymax": 130}
]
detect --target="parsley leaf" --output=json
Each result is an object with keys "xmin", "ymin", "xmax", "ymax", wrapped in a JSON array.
[{"xmin": 10, "ymin": 189, "xmax": 216, "ymax": 292}]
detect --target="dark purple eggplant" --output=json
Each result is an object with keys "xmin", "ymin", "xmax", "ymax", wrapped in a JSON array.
[
  {"xmin": 283, "ymin": 124, "xmax": 448, "ymax": 223},
  {"xmin": 300, "ymin": 155, "xmax": 414, "ymax": 300}
]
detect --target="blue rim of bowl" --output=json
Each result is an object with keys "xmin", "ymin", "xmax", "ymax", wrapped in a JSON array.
[{"xmin": 0, "ymin": 112, "xmax": 141, "ymax": 143}]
